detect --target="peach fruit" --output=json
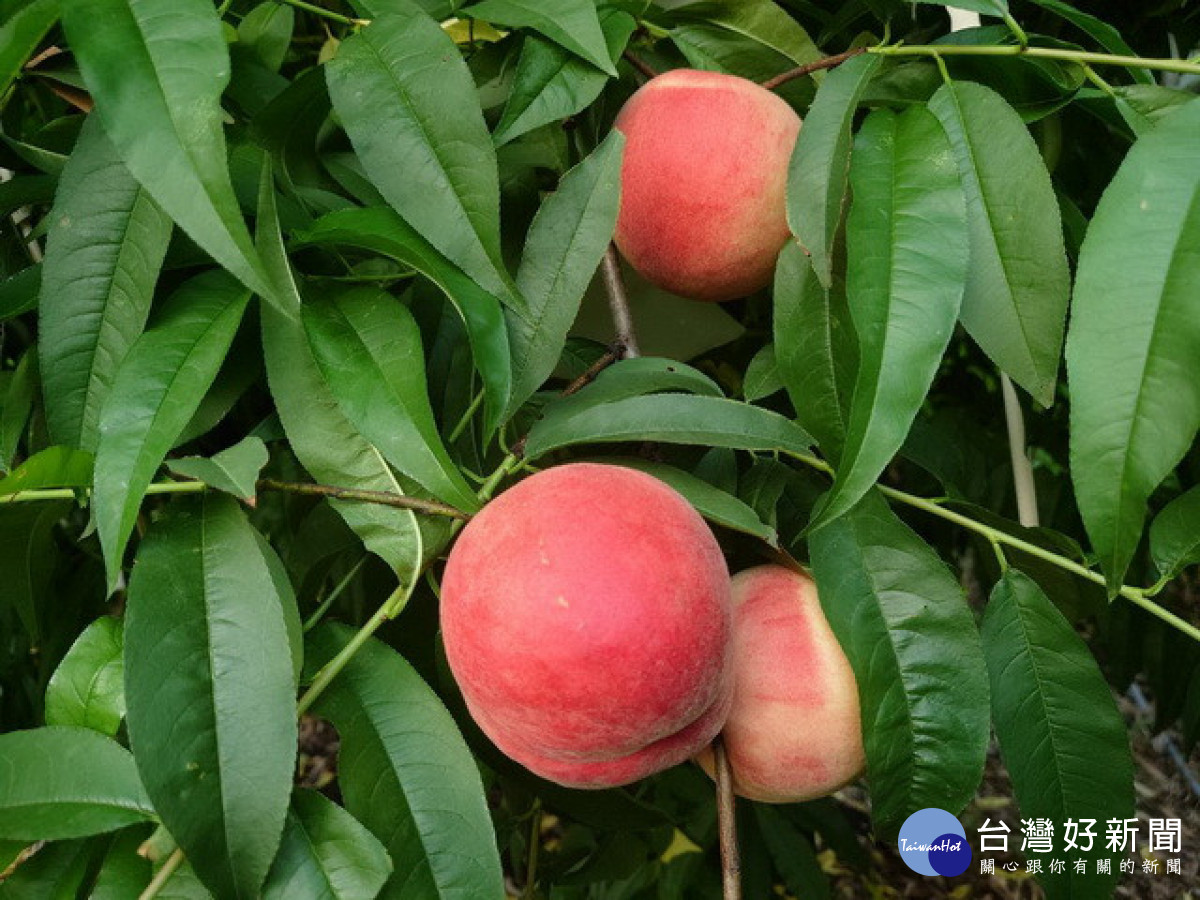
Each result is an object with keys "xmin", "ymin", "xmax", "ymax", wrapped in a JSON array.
[
  {"xmin": 440, "ymin": 463, "xmax": 733, "ymax": 788},
  {"xmin": 696, "ymin": 565, "xmax": 864, "ymax": 802},
  {"xmin": 613, "ymin": 69, "xmax": 802, "ymax": 302}
]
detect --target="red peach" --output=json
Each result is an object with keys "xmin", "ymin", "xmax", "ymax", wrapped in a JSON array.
[
  {"xmin": 613, "ymin": 69, "xmax": 802, "ymax": 302},
  {"xmin": 440, "ymin": 463, "xmax": 733, "ymax": 788},
  {"xmin": 696, "ymin": 565, "xmax": 864, "ymax": 802}
]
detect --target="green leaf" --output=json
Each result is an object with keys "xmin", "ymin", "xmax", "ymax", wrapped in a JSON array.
[
  {"xmin": 981, "ymin": 570, "xmax": 1134, "ymax": 900},
  {"xmin": 44, "ymin": 616, "xmax": 126, "ymax": 736},
  {"xmin": 548, "ymin": 356, "xmax": 723, "ymax": 408},
  {"xmin": 0, "ymin": 502, "xmax": 66, "ymax": 640},
  {"xmin": 1027, "ymin": 0, "xmax": 1152, "ymax": 84},
  {"xmin": 1149, "ymin": 485, "xmax": 1200, "ymax": 580},
  {"xmin": 0, "ymin": 727, "xmax": 154, "ymax": 840},
  {"xmin": 302, "ymin": 288, "xmax": 479, "ymax": 511},
  {"xmin": 606, "ymin": 458, "xmax": 777, "ymax": 544},
  {"xmin": 0, "ymin": 0, "xmax": 59, "ymax": 99},
  {"xmin": 90, "ymin": 825, "xmax": 154, "ymax": 899},
  {"xmin": 39, "ymin": 115, "xmax": 173, "ymax": 451},
  {"xmin": 1066, "ymin": 99, "xmax": 1200, "ymax": 592},
  {"xmin": 262, "ymin": 790, "xmax": 393, "ymax": 900},
  {"xmin": 753, "ymin": 806, "xmax": 830, "ymax": 900},
  {"xmin": 166, "ymin": 435, "xmax": 269, "ymax": 501},
  {"xmin": 325, "ymin": 7, "xmax": 514, "ymax": 304},
  {"xmin": 506, "ymin": 131, "xmax": 624, "ymax": 420},
  {"xmin": 308, "ymin": 624, "xmax": 505, "ymax": 900},
  {"xmin": 238, "ymin": 1, "xmax": 295, "ymax": 73},
  {"xmin": 461, "ymin": 0, "xmax": 616, "ymax": 75},
  {"xmin": 492, "ymin": 8, "xmax": 635, "ymax": 147},
  {"xmin": 0, "ymin": 264, "xmax": 42, "ymax": 323},
  {"xmin": 808, "ymin": 491, "xmax": 990, "ymax": 840},
  {"xmin": 786, "ymin": 51, "xmax": 881, "ymax": 288},
  {"xmin": 0, "ymin": 350, "xmax": 36, "ymax": 471},
  {"xmin": 252, "ymin": 528, "xmax": 305, "ymax": 688},
  {"xmin": 0, "ymin": 446, "xmax": 93, "ymax": 494},
  {"xmin": 350, "ymin": 0, "xmax": 454, "ymax": 18},
  {"xmin": 125, "ymin": 495, "xmax": 297, "ymax": 899},
  {"xmin": 773, "ymin": 242, "xmax": 856, "ymax": 463},
  {"xmin": 295, "ymin": 207, "xmax": 512, "ymax": 436},
  {"xmin": 671, "ymin": 0, "xmax": 820, "ymax": 67},
  {"xmin": 524, "ymin": 393, "xmax": 814, "ymax": 461},
  {"xmin": 60, "ymin": 0, "xmax": 272, "ymax": 299},
  {"xmin": 742, "ymin": 343, "xmax": 783, "ymax": 402},
  {"xmin": 928, "ymin": 80, "xmax": 1069, "ymax": 407},
  {"xmin": 93, "ymin": 270, "xmax": 250, "ymax": 587},
  {"xmin": 812, "ymin": 107, "xmax": 967, "ymax": 530},
  {"xmin": 257, "ymin": 182, "xmax": 427, "ymax": 581}
]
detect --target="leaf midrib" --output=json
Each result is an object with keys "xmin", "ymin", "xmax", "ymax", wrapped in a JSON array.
[{"xmin": 354, "ymin": 28, "xmax": 499, "ymax": 289}]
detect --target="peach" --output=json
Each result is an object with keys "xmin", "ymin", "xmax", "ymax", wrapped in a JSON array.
[
  {"xmin": 613, "ymin": 69, "xmax": 801, "ymax": 302},
  {"xmin": 696, "ymin": 565, "xmax": 864, "ymax": 802},
  {"xmin": 440, "ymin": 463, "xmax": 733, "ymax": 788}
]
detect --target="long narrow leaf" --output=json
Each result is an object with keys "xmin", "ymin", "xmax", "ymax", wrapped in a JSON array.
[
  {"xmin": 309, "ymin": 625, "xmax": 505, "ymax": 900},
  {"xmin": 981, "ymin": 570, "xmax": 1134, "ymax": 900},
  {"xmin": 325, "ymin": 6, "xmax": 514, "ymax": 305},
  {"xmin": 507, "ymin": 131, "xmax": 624, "ymax": 420},
  {"xmin": 257, "ymin": 171, "xmax": 428, "ymax": 581},
  {"xmin": 39, "ymin": 115, "xmax": 172, "ymax": 451},
  {"xmin": 786, "ymin": 52, "xmax": 881, "ymax": 288},
  {"xmin": 812, "ymin": 107, "xmax": 967, "ymax": 530},
  {"xmin": 303, "ymin": 289, "xmax": 480, "ymax": 512},
  {"xmin": 61, "ymin": 0, "xmax": 271, "ymax": 298},
  {"xmin": 125, "ymin": 496, "xmax": 297, "ymax": 899},
  {"xmin": 1066, "ymin": 99, "xmax": 1200, "ymax": 591},
  {"xmin": 809, "ymin": 491, "xmax": 990, "ymax": 841},
  {"xmin": 93, "ymin": 271, "xmax": 250, "ymax": 587},
  {"xmin": 929, "ymin": 80, "xmax": 1069, "ymax": 406},
  {"xmin": 295, "ymin": 207, "xmax": 513, "ymax": 436}
]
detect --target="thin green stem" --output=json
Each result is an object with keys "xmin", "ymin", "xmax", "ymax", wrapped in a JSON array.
[
  {"xmin": 478, "ymin": 454, "xmax": 519, "ymax": 504},
  {"xmin": 1002, "ymin": 12, "xmax": 1030, "ymax": 48},
  {"xmin": 637, "ymin": 20, "xmax": 671, "ymax": 40},
  {"xmin": 522, "ymin": 801, "xmax": 543, "ymax": 900},
  {"xmin": 138, "ymin": 848, "xmax": 185, "ymax": 900},
  {"xmin": 776, "ymin": 451, "xmax": 1200, "ymax": 643},
  {"xmin": 0, "ymin": 478, "xmax": 469, "ymax": 520},
  {"xmin": 448, "ymin": 390, "xmax": 486, "ymax": 444},
  {"xmin": 297, "ymin": 583, "xmax": 408, "ymax": 716},
  {"xmin": 1081, "ymin": 63, "xmax": 1119, "ymax": 98},
  {"xmin": 869, "ymin": 42, "xmax": 1200, "ymax": 75},
  {"xmin": 303, "ymin": 557, "xmax": 367, "ymax": 632},
  {"xmin": 278, "ymin": 0, "xmax": 368, "ymax": 27},
  {"xmin": 0, "ymin": 480, "xmax": 207, "ymax": 505},
  {"xmin": 874, "ymin": 485, "xmax": 1200, "ymax": 642}
]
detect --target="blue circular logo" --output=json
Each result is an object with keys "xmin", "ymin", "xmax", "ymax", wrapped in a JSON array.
[{"xmin": 897, "ymin": 808, "xmax": 972, "ymax": 876}]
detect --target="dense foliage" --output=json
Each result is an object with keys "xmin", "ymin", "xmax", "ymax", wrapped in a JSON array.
[{"xmin": 0, "ymin": 0, "xmax": 1198, "ymax": 897}]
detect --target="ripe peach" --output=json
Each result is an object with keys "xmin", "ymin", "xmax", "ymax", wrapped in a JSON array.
[
  {"xmin": 696, "ymin": 565, "xmax": 864, "ymax": 802},
  {"xmin": 440, "ymin": 463, "xmax": 733, "ymax": 788},
  {"xmin": 613, "ymin": 69, "xmax": 801, "ymax": 302}
]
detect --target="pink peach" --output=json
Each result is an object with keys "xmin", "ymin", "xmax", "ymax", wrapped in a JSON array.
[
  {"xmin": 613, "ymin": 69, "xmax": 801, "ymax": 302},
  {"xmin": 696, "ymin": 565, "xmax": 864, "ymax": 802},
  {"xmin": 440, "ymin": 463, "xmax": 733, "ymax": 788}
]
